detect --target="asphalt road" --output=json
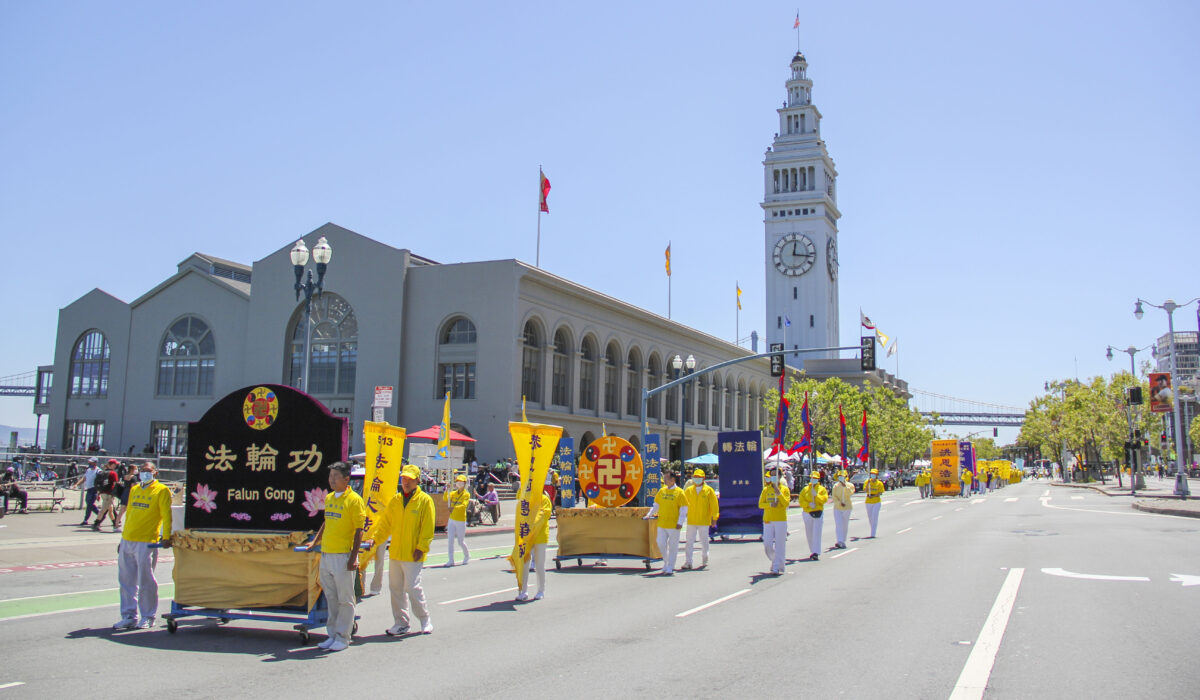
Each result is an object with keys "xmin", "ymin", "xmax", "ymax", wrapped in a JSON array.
[{"xmin": 1, "ymin": 481, "xmax": 1197, "ymax": 699}]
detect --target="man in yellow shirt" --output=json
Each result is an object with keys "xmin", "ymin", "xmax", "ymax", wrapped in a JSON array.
[
  {"xmin": 864, "ymin": 469, "xmax": 885, "ymax": 538},
  {"xmin": 517, "ymin": 493, "xmax": 552, "ymax": 601},
  {"xmin": 644, "ymin": 470, "xmax": 688, "ymax": 575},
  {"xmin": 758, "ymin": 467, "xmax": 790, "ymax": 575},
  {"xmin": 305, "ymin": 461, "xmax": 364, "ymax": 651},
  {"xmin": 830, "ymin": 469, "xmax": 854, "ymax": 550},
  {"xmin": 112, "ymin": 462, "xmax": 172, "ymax": 631},
  {"xmin": 916, "ymin": 469, "xmax": 930, "ymax": 499},
  {"xmin": 444, "ymin": 474, "xmax": 471, "ymax": 566},
  {"xmin": 960, "ymin": 467, "xmax": 973, "ymax": 498},
  {"xmin": 799, "ymin": 471, "xmax": 829, "ymax": 561},
  {"xmin": 682, "ymin": 468, "xmax": 719, "ymax": 570},
  {"xmin": 364, "ymin": 464, "xmax": 435, "ymax": 636}
]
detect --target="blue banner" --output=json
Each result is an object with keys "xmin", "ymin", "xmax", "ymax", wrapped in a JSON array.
[
  {"xmin": 959, "ymin": 440, "xmax": 975, "ymax": 475},
  {"xmin": 717, "ymin": 430, "xmax": 764, "ymax": 500},
  {"xmin": 639, "ymin": 433, "xmax": 662, "ymax": 506},
  {"xmin": 554, "ymin": 437, "xmax": 576, "ymax": 508}
]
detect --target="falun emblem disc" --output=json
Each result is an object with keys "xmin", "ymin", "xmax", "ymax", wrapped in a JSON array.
[
  {"xmin": 576, "ymin": 436, "xmax": 643, "ymax": 508},
  {"xmin": 242, "ymin": 386, "xmax": 278, "ymax": 430}
]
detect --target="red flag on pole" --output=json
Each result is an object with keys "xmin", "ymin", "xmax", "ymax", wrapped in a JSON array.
[
  {"xmin": 539, "ymin": 170, "xmax": 551, "ymax": 213},
  {"xmin": 793, "ymin": 12, "xmax": 799, "ymax": 29}
]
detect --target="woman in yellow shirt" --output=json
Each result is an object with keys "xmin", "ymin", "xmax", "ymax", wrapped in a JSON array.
[
  {"xmin": 864, "ymin": 469, "xmax": 885, "ymax": 538},
  {"xmin": 444, "ymin": 475, "xmax": 471, "ymax": 566},
  {"xmin": 759, "ymin": 467, "xmax": 791, "ymax": 575}
]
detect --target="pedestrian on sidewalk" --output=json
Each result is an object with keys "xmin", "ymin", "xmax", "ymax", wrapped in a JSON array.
[
  {"xmin": 759, "ymin": 467, "xmax": 790, "ymax": 575},
  {"xmin": 482, "ymin": 483, "xmax": 501, "ymax": 523},
  {"xmin": 831, "ymin": 469, "xmax": 854, "ymax": 549},
  {"xmin": 75, "ymin": 457, "xmax": 100, "ymax": 525},
  {"xmin": 864, "ymin": 469, "xmax": 885, "ymax": 538},
  {"xmin": 365, "ymin": 464, "xmax": 434, "ymax": 636},
  {"xmin": 799, "ymin": 471, "xmax": 829, "ymax": 560},
  {"xmin": 305, "ymin": 462, "xmax": 364, "ymax": 651},
  {"xmin": 112, "ymin": 462, "xmax": 172, "ymax": 631},
  {"xmin": 644, "ymin": 470, "xmax": 688, "ymax": 575},
  {"xmin": 93, "ymin": 460, "xmax": 121, "ymax": 531},
  {"xmin": 682, "ymin": 468, "xmax": 719, "ymax": 570},
  {"xmin": 2, "ymin": 467, "xmax": 29, "ymax": 513},
  {"xmin": 517, "ymin": 493, "xmax": 552, "ymax": 601},
  {"xmin": 444, "ymin": 475, "xmax": 471, "ymax": 566},
  {"xmin": 114, "ymin": 463, "xmax": 137, "ymax": 530}
]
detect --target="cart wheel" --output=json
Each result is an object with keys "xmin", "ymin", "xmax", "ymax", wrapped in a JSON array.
[
  {"xmin": 644, "ymin": 561, "xmax": 651, "ymax": 570},
  {"xmin": 352, "ymin": 622, "xmax": 359, "ymax": 635},
  {"xmin": 299, "ymin": 631, "xmax": 310, "ymax": 645},
  {"xmin": 218, "ymin": 617, "xmax": 230, "ymax": 625},
  {"xmin": 720, "ymin": 535, "xmax": 727, "ymax": 542},
  {"xmin": 166, "ymin": 618, "xmax": 177, "ymax": 634},
  {"xmin": 554, "ymin": 560, "xmax": 561, "ymax": 570},
  {"xmin": 577, "ymin": 559, "xmax": 583, "ymax": 567}
]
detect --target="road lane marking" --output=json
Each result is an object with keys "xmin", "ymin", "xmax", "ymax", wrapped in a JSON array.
[
  {"xmin": 971, "ymin": 499, "xmax": 985, "ymax": 504},
  {"xmin": 954, "ymin": 508, "xmax": 963, "ymax": 512},
  {"xmin": 903, "ymin": 500, "xmax": 925, "ymax": 507},
  {"xmin": 1, "ymin": 587, "xmax": 119, "ymax": 603},
  {"xmin": 896, "ymin": 528, "xmax": 912, "ymax": 535},
  {"xmin": 1040, "ymin": 500, "xmax": 1191, "ymax": 519},
  {"xmin": 949, "ymin": 567, "xmax": 1025, "ymax": 700},
  {"xmin": 932, "ymin": 515, "xmax": 943, "ymax": 520},
  {"xmin": 1005, "ymin": 497, "xmax": 1018, "ymax": 503},
  {"xmin": 0, "ymin": 682, "xmax": 25, "ymax": 690},
  {"xmin": 438, "ymin": 587, "xmax": 518, "ymax": 605},
  {"xmin": 1168, "ymin": 574, "xmax": 1200, "ymax": 587},
  {"xmin": 676, "ymin": 588, "xmax": 751, "ymax": 618},
  {"xmin": 1041, "ymin": 567, "xmax": 1149, "ymax": 582},
  {"xmin": 1042, "ymin": 490, "xmax": 1050, "ymax": 497},
  {"xmin": 1071, "ymin": 496, "xmax": 1084, "ymax": 500},
  {"xmin": 830, "ymin": 547, "xmax": 858, "ymax": 558},
  {"xmin": 881, "ymin": 500, "xmax": 895, "ymax": 505}
]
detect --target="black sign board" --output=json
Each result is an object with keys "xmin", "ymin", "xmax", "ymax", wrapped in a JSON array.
[
  {"xmin": 860, "ymin": 335, "xmax": 877, "ymax": 372},
  {"xmin": 186, "ymin": 383, "xmax": 347, "ymax": 531},
  {"xmin": 770, "ymin": 342, "xmax": 784, "ymax": 377}
]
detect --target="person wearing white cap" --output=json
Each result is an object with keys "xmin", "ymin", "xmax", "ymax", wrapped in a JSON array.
[
  {"xmin": 74, "ymin": 457, "xmax": 101, "ymax": 526},
  {"xmin": 682, "ymin": 468, "xmax": 719, "ymax": 569},
  {"xmin": 830, "ymin": 470, "xmax": 854, "ymax": 549},
  {"xmin": 864, "ymin": 469, "xmax": 885, "ymax": 538},
  {"xmin": 644, "ymin": 470, "xmax": 688, "ymax": 575},
  {"xmin": 759, "ymin": 466, "xmax": 790, "ymax": 575},
  {"xmin": 798, "ymin": 471, "xmax": 828, "ymax": 560},
  {"xmin": 444, "ymin": 474, "xmax": 471, "ymax": 566}
]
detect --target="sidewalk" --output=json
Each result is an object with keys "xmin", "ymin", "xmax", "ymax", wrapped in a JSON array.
[{"xmin": 1049, "ymin": 478, "xmax": 1200, "ymax": 518}]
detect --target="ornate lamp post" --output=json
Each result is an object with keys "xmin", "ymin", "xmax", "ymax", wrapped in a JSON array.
[
  {"xmin": 671, "ymin": 354, "xmax": 696, "ymax": 467},
  {"xmin": 290, "ymin": 236, "xmax": 333, "ymax": 393},
  {"xmin": 1134, "ymin": 297, "xmax": 1199, "ymax": 499}
]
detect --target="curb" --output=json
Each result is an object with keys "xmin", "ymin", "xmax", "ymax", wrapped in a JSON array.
[
  {"xmin": 1047, "ymin": 482, "xmax": 1174, "ymax": 499},
  {"xmin": 1131, "ymin": 499, "xmax": 1200, "ymax": 519}
]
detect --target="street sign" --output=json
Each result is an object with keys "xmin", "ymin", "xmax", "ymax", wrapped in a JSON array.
[
  {"xmin": 372, "ymin": 406, "xmax": 385, "ymax": 422},
  {"xmin": 860, "ymin": 335, "xmax": 876, "ymax": 372},
  {"xmin": 374, "ymin": 386, "xmax": 394, "ymax": 408},
  {"xmin": 769, "ymin": 342, "xmax": 784, "ymax": 377}
]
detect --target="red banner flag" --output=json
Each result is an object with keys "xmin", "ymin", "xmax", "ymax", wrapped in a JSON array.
[{"xmin": 539, "ymin": 170, "xmax": 551, "ymax": 213}]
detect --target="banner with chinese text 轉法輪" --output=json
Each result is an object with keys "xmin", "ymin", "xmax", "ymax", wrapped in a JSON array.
[
  {"xmin": 715, "ymin": 430, "xmax": 765, "ymax": 536},
  {"xmin": 554, "ymin": 438, "xmax": 576, "ymax": 508},
  {"xmin": 358, "ymin": 421, "xmax": 405, "ymax": 569},
  {"xmin": 186, "ymin": 384, "xmax": 347, "ymax": 531},
  {"xmin": 931, "ymin": 439, "xmax": 960, "ymax": 496},
  {"xmin": 507, "ymin": 422, "xmax": 563, "ymax": 590}
]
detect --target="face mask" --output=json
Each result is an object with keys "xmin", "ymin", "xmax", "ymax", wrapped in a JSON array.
[
  {"xmin": 692, "ymin": 478, "xmax": 703, "ymax": 486},
  {"xmin": 838, "ymin": 476, "xmax": 845, "ymax": 482},
  {"xmin": 769, "ymin": 476, "xmax": 779, "ymax": 485},
  {"xmin": 456, "ymin": 482, "xmax": 465, "ymax": 490},
  {"xmin": 139, "ymin": 472, "xmax": 154, "ymax": 484}
]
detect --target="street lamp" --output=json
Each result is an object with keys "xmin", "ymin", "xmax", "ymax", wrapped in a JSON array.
[
  {"xmin": 671, "ymin": 354, "xmax": 697, "ymax": 468},
  {"xmin": 1134, "ymin": 296, "xmax": 1200, "ymax": 499},
  {"xmin": 1105, "ymin": 343, "xmax": 1154, "ymax": 492},
  {"xmin": 290, "ymin": 236, "xmax": 334, "ymax": 393}
]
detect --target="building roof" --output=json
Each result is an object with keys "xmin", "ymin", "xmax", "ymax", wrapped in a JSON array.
[{"xmin": 193, "ymin": 253, "xmax": 251, "ymax": 272}]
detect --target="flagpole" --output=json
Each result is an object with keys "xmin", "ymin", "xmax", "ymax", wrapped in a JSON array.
[
  {"xmin": 536, "ymin": 166, "xmax": 542, "ymax": 268},
  {"xmin": 735, "ymin": 282, "xmax": 739, "ymax": 345},
  {"xmin": 667, "ymin": 241, "xmax": 672, "ymax": 320}
]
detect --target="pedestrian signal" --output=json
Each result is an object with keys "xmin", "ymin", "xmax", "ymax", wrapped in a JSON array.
[{"xmin": 769, "ymin": 342, "xmax": 784, "ymax": 377}]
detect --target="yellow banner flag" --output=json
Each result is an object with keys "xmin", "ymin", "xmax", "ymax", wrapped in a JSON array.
[
  {"xmin": 507, "ymin": 421, "xmax": 563, "ymax": 590},
  {"xmin": 930, "ymin": 439, "xmax": 960, "ymax": 496},
  {"xmin": 436, "ymin": 391, "xmax": 451, "ymax": 459},
  {"xmin": 360, "ymin": 421, "xmax": 405, "ymax": 572}
]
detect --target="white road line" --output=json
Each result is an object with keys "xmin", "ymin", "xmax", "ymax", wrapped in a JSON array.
[
  {"xmin": 0, "ymin": 604, "xmax": 119, "ymax": 622},
  {"xmin": 949, "ymin": 568, "xmax": 1025, "ymax": 700},
  {"xmin": 903, "ymin": 500, "xmax": 924, "ymax": 507},
  {"xmin": 1004, "ymin": 497, "xmax": 1018, "ymax": 503},
  {"xmin": 1, "ymin": 587, "xmax": 121, "ymax": 604},
  {"xmin": 896, "ymin": 528, "xmax": 912, "ymax": 535},
  {"xmin": 932, "ymin": 515, "xmax": 944, "ymax": 520},
  {"xmin": 1041, "ymin": 489, "xmax": 1050, "ymax": 497},
  {"xmin": 971, "ymin": 498, "xmax": 985, "ymax": 504},
  {"xmin": 438, "ymin": 587, "xmax": 518, "ymax": 605},
  {"xmin": 676, "ymin": 588, "xmax": 752, "ymax": 618},
  {"xmin": 0, "ymin": 682, "xmax": 25, "ymax": 690},
  {"xmin": 1041, "ymin": 567, "xmax": 1149, "ymax": 582},
  {"xmin": 1040, "ymin": 500, "xmax": 1192, "ymax": 520},
  {"xmin": 830, "ymin": 547, "xmax": 858, "ymax": 558},
  {"xmin": 1071, "ymin": 496, "xmax": 1084, "ymax": 500},
  {"xmin": 881, "ymin": 500, "xmax": 895, "ymax": 505},
  {"xmin": 954, "ymin": 507, "xmax": 964, "ymax": 512}
]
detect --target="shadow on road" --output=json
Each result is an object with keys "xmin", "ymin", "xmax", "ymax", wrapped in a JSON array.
[{"xmin": 66, "ymin": 621, "xmax": 316, "ymax": 656}]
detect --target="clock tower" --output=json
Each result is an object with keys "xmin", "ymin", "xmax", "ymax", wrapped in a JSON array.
[{"xmin": 762, "ymin": 50, "xmax": 841, "ymax": 364}]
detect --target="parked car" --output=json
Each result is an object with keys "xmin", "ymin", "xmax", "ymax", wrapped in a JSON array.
[
  {"xmin": 879, "ymin": 470, "xmax": 901, "ymax": 490},
  {"xmin": 848, "ymin": 471, "xmax": 870, "ymax": 489},
  {"xmin": 901, "ymin": 469, "xmax": 920, "ymax": 486}
]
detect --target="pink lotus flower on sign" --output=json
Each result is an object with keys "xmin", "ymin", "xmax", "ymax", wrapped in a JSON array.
[
  {"xmin": 270, "ymin": 512, "xmax": 293, "ymax": 523},
  {"xmin": 302, "ymin": 488, "xmax": 328, "ymax": 517},
  {"xmin": 231, "ymin": 512, "xmax": 251, "ymax": 522},
  {"xmin": 191, "ymin": 483, "xmax": 218, "ymax": 513}
]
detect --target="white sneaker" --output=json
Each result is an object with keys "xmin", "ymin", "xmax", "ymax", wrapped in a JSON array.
[
  {"xmin": 516, "ymin": 592, "xmax": 530, "ymax": 601},
  {"xmin": 533, "ymin": 591, "xmax": 544, "ymax": 600},
  {"xmin": 447, "ymin": 560, "xmax": 455, "ymax": 567},
  {"xmin": 136, "ymin": 618, "xmax": 155, "ymax": 629},
  {"xmin": 420, "ymin": 619, "xmax": 433, "ymax": 634},
  {"xmin": 384, "ymin": 624, "xmax": 409, "ymax": 636},
  {"xmin": 326, "ymin": 639, "xmax": 348, "ymax": 651},
  {"xmin": 318, "ymin": 637, "xmax": 334, "ymax": 649},
  {"xmin": 112, "ymin": 618, "xmax": 136, "ymax": 630},
  {"xmin": 463, "ymin": 557, "xmax": 469, "ymax": 565},
  {"xmin": 702, "ymin": 557, "xmax": 708, "ymax": 567}
]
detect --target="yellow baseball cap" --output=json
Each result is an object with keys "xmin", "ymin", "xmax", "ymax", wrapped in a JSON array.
[
  {"xmin": 692, "ymin": 469, "xmax": 706, "ymax": 478},
  {"xmin": 455, "ymin": 474, "xmax": 467, "ymax": 482},
  {"xmin": 402, "ymin": 464, "xmax": 421, "ymax": 480},
  {"xmin": 870, "ymin": 469, "xmax": 878, "ymax": 475}
]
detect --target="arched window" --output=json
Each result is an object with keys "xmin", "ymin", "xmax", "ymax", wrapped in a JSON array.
[
  {"xmin": 579, "ymin": 337, "xmax": 597, "ymax": 411},
  {"xmin": 696, "ymin": 374, "xmax": 707, "ymax": 427},
  {"xmin": 287, "ymin": 293, "xmax": 357, "ymax": 395},
  {"xmin": 438, "ymin": 316, "xmax": 477, "ymax": 399},
  {"xmin": 69, "ymin": 330, "xmax": 110, "ymax": 397},
  {"xmin": 603, "ymin": 341, "xmax": 620, "ymax": 414},
  {"xmin": 156, "ymin": 316, "xmax": 216, "ymax": 396},
  {"xmin": 520, "ymin": 320, "xmax": 542, "ymax": 403},
  {"xmin": 551, "ymin": 328, "xmax": 572, "ymax": 407},
  {"xmin": 625, "ymin": 348, "xmax": 642, "ymax": 416},
  {"xmin": 646, "ymin": 355, "xmax": 661, "ymax": 420}
]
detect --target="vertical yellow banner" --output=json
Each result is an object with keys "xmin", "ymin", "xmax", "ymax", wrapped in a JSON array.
[
  {"xmin": 930, "ymin": 439, "xmax": 960, "ymax": 496},
  {"xmin": 507, "ymin": 421, "xmax": 563, "ymax": 589},
  {"xmin": 360, "ymin": 421, "xmax": 405, "ymax": 569}
]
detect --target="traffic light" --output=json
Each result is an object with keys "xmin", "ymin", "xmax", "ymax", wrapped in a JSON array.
[
  {"xmin": 860, "ymin": 336, "xmax": 876, "ymax": 372},
  {"xmin": 1127, "ymin": 386, "xmax": 1143, "ymax": 405},
  {"xmin": 993, "ymin": 428, "xmax": 998, "ymax": 438},
  {"xmin": 769, "ymin": 342, "xmax": 784, "ymax": 377}
]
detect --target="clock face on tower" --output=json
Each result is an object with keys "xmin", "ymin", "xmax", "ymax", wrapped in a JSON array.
[
  {"xmin": 773, "ymin": 233, "xmax": 816, "ymax": 277},
  {"xmin": 826, "ymin": 238, "xmax": 838, "ymax": 281}
]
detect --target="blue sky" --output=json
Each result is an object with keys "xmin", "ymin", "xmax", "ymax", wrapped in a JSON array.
[{"xmin": 2, "ymin": 1, "xmax": 1197, "ymax": 444}]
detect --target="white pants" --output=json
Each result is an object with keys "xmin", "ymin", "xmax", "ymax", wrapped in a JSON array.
[
  {"xmin": 833, "ymin": 509, "xmax": 851, "ymax": 545},
  {"xmin": 519, "ymin": 543, "xmax": 547, "ymax": 596},
  {"xmin": 762, "ymin": 521, "xmax": 787, "ymax": 572},
  {"xmin": 656, "ymin": 527, "xmax": 681, "ymax": 573},
  {"xmin": 387, "ymin": 559, "xmax": 429, "ymax": 629},
  {"xmin": 318, "ymin": 552, "xmax": 357, "ymax": 643},
  {"xmin": 802, "ymin": 511, "xmax": 824, "ymax": 555},
  {"xmin": 117, "ymin": 540, "xmax": 159, "ymax": 621},
  {"xmin": 865, "ymin": 502, "xmax": 881, "ymax": 537},
  {"xmin": 369, "ymin": 543, "xmax": 387, "ymax": 594},
  {"xmin": 446, "ymin": 519, "xmax": 469, "ymax": 565},
  {"xmin": 684, "ymin": 524, "xmax": 709, "ymax": 566}
]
